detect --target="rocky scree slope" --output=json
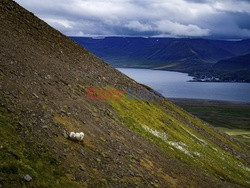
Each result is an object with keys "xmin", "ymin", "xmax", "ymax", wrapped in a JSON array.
[{"xmin": 0, "ymin": 0, "xmax": 250, "ymax": 187}]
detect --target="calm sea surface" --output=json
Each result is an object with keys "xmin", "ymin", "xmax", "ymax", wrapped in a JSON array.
[{"xmin": 118, "ymin": 68, "xmax": 250, "ymax": 102}]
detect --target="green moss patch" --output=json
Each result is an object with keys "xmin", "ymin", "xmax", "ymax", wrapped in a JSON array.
[
  {"xmin": 109, "ymin": 97, "xmax": 250, "ymax": 187},
  {"xmin": 0, "ymin": 107, "xmax": 80, "ymax": 187}
]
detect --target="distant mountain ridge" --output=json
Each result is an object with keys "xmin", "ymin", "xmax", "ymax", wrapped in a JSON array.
[
  {"xmin": 71, "ymin": 37, "xmax": 250, "ymax": 82},
  {"xmin": 71, "ymin": 37, "xmax": 250, "ymax": 72}
]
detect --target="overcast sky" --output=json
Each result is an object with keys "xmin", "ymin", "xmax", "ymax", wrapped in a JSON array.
[{"xmin": 14, "ymin": 0, "xmax": 250, "ymax": 39}]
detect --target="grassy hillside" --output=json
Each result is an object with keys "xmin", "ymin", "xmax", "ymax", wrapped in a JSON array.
[
  {"xmin": 0, "ymin": 0, "xmax": 250, "ymax": 187},
  {"xmin": 109, "ymin": 96, "xmax": 250, "ymax": 186}
]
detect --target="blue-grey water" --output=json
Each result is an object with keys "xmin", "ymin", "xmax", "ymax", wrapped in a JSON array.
[{"xmin": 118, "ymin": 68, "xmax": 250, "ymax": 102}]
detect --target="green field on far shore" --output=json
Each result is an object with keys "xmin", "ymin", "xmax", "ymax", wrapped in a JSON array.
[{"xmin": 170, "ymin": 98, "xmax": 250, "ymax": 146}]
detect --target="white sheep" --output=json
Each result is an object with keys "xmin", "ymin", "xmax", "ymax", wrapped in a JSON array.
[{"xmin": 69, "ymin": 132, "xmax": 85, "ymax": 141}]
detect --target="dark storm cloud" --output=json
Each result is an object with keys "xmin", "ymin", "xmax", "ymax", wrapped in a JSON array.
[{"xmin": 14, "ymin": 0, "xmax": 250, "ymax": 39}]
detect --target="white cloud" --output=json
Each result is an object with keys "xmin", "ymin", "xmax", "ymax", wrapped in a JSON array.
[
  {"xmin": 45, "ymin": 18, "xmax": 74, "ymax": 29},
  {"xmin": 155, "ymin": 20, "xmax": 210, "ymax": 37},
  {"xmin": 125, "ymin": 21, "xmax": 153, "ymax": 32},
  {"xmin": 125, "ymin": 20, "xmax": 210, "ymax": 37},
  {"xmin": 214, "ymin": 0, "xmax": 250, "ymax": 14},
  {"xmin": 14, "ymin": 0, "xmax": 250, "ymax": 38}
]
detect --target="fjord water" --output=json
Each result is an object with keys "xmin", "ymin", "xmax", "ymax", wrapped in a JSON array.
[{"xmin": 118, "ymin": 68, "xmax": 250, "ymax": 102}]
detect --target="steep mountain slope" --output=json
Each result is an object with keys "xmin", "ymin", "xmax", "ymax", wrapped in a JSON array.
[
  {"xmin": 213, "ymin": 53, "xmax": 250, "ymax": 82},
  {"xmin": 0, "ymin": 1, "xmax": 250, "ymax": 187},
  {"xmin": 71, "ymin": 37, "xmax": 250, "ymax": 72}
]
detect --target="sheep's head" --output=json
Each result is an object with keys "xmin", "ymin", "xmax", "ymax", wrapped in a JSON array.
[
  {"xmin": 79, "ymin": 132, "xmax": 84, "ymax": 140},
  {"xmin": 69, "ymin": 132, "xmax": 75, "ymax": 138}
]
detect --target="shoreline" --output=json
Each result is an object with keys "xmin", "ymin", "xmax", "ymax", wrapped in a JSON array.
[{"xmin": 169, "ymin": 98, "xmax": 250, "ymax": 107}]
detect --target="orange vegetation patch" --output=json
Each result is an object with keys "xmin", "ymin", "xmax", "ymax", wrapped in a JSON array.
[{"xmin": 140, "ymin": 158, "xmax": 178, "ymax": 187}]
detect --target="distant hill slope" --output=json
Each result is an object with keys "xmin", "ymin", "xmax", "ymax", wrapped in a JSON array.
[
  {"xmin": 1, "ymin": 0, "xmax": 250, "ymax": 187},
  {"xmin": 213, "ymin": 53, "xmax": 250, "ymax": 82},
  {"xmin": 214, "ymin": 53, "xmax": 250, "ymax": 70},
  {"xmin": 71, "ymin": 37, "xmax": 250, "ymax": 72}
]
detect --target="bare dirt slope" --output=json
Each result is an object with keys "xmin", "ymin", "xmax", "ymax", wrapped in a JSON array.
[{"xmin": 0, "ymin": 0, "xmax": 249, "ymax": 187}]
